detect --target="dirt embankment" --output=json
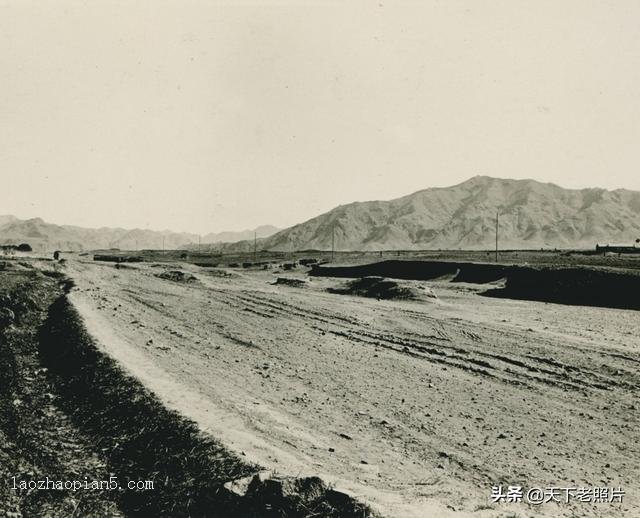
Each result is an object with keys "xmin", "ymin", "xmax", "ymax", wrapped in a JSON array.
[
  {"xmin": 272, "ymin": 277, "xmax": 308, "ymax": 288},
  {"xmin": 311, "ymin": 260, "xmax": 640, "ymax": 310},
  {"xmin": 0, "ymin": 267, "xmax": 121, "ymax": 517},
  {"xmin": 154, "ymin": 270, "xmax": 198, "ymax": 283}
]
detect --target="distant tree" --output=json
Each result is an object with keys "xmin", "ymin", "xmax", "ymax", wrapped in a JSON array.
[{"xmin": 17, "ymin": 243, "xmax": 32, "ymax": 252}]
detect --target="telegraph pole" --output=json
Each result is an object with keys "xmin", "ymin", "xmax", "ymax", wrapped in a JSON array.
[
  {"xmin": 331, "ymin": 224, "xmax": 335, "ymax": 262},
  {"xmin": 162, "ymin": 236, "xmax": 165, "ymax": 253},
  {"xmin": 495, "ymin": 210, "xmax": 499, "ymax": 262},
  {"xmin": 253, "ymin": 231, "xmax": 257, "ymax": 263}
]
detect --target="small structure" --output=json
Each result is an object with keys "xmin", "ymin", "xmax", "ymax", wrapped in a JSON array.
[{"xmin": 595, "ymin": 240, "xmax": 640, "ymax": 254}]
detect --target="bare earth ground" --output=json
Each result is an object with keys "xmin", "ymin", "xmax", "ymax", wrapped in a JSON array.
[{"xmin": 64, "ymin": 258, "xmax": 639, "ymax": 517}]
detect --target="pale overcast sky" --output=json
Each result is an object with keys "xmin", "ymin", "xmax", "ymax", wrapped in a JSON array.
[{"xmin": 2, "ymin": 1, "xmax": 639, "ymax": 233}]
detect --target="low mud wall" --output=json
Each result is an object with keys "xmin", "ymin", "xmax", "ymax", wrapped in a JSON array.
[
  {"xmin": 311, "ymin": 260, "xmax": 640, "ymax": 310},
  {"xmin": 94, "ymin": 255, "xmax": 143, "ymax": 263},
  {"xmin": 310, "ymin": 260, "xmax": 459, "ymax": 281},
  {"xmin": 488, "ymin": 266, "xmax": 640, "ymax": 310},
  {"xmin": 450, "ymin": 263, "xmax": 508, "ymax": 284},
  {"xmin": 37, "ymin": 295, "xmax": 376, "ymax": 517}
]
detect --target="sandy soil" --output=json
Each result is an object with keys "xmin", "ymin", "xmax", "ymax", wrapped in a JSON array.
[{"xmin": 63, "ymin": 259, "xmax": 639, "ymax": 517}]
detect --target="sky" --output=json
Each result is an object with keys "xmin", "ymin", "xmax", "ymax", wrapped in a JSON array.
[{"xmin": 2, "ymin": 0, "xmax": 640, "ymax": 234}]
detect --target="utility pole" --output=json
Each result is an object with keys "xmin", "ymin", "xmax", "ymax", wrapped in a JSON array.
[
  {"xmin": 253, "ymin": 231, "xmax": 257, "ymax": 263},
  {"xmin": 198, "ymin": 234, "xmax": 201, "ymax": 253},
  {"xmin": 495, "ymin": 210, "xmax": 499, "ymax": 262},
  {"xmin": 331, "ymin": 224, "xmax": 335, "ymax": 262},
  {"xmin": 162, "ymin": 236, "xmax": 165, "ymax": 254}
]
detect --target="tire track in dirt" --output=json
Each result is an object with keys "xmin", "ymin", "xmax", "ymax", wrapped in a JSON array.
[
  {"xmin": 222, "ymin": 288, "xmax": 627, "ymax": 393},
  {"xmin": 113, "ymin": 277, "xmax": 637, "ymax": 398}
]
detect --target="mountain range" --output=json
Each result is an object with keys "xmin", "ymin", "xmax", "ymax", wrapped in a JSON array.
[
  {"xmin": 3, "ymin": 176, "xmax": 640, "ymax": 252},
  {"xmin": 0, "ymin": 217, "xmax": 279, "ymax": 252},
  {"xmin": 223, "ymin": 176, "xmax": 640, "ymax": 252}
]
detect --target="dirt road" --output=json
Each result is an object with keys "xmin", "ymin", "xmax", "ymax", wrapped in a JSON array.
[{"xmin": 64, "ymin": 259, "xmax": 639, "ymax": 517}]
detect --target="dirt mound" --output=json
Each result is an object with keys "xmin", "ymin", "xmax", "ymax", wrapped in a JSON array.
[
  {"xmin": 114, "ymin": 262, "xmax": 135, "ymax": 270},
  {"xmin": 329, "ymin": 276, "xmax": 436, "ymax": 301},
  {"xmin": 242, "ymin": 261, "xmax": 273, "ymax": 269},
  {"xmin": 201, "ymin": 268, "xmax": 237, "ymax": 278},
  {"xmin": 272, "ymin": 277, "xmax": 307, "ymax": 288},
  {"xmin": 223, "ymin": 470, "xmax": 375, "ymax": 517},
  {"xmin": 155, "ymin": 270, "xmax": 198, "ymax": 283}
]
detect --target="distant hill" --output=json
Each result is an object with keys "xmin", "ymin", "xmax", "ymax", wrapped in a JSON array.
[
  {"xmin": 0, "ymin": 215, "xmax": 18, "ymax": 227},
  {"xmin": 0, "ymin": 217, "xmax": 277, "ymax": 252},
  {"xmin": 225, "ymin": 176, "xmax": 640, "ymax": 252},
  {"xmin": 0, "ymin": 217, "xmax": 198, "ymax": 252},
  {"xmin": 201, "ymin": 225, "xmax": 279, "ymax": 245}
]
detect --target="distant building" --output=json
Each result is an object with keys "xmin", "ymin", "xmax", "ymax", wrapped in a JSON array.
[{"xmin": 595, "ymin": 240, "xmax": 640, "ymax": 253}]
